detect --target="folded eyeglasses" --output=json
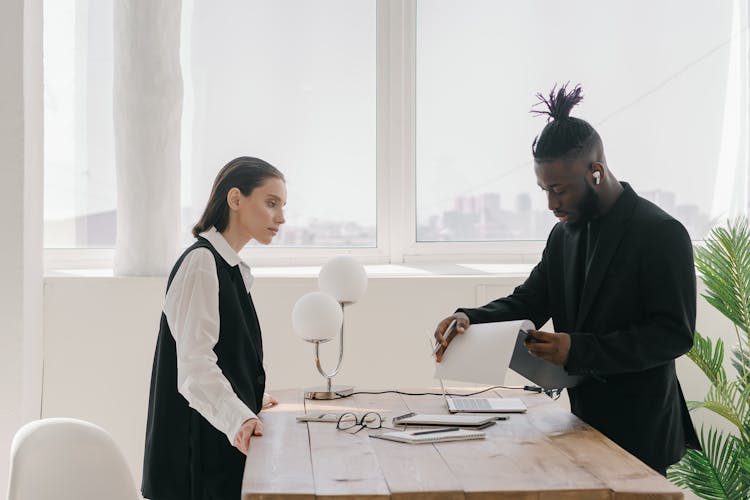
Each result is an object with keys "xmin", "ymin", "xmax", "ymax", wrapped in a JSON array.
[{"xmin": 336, "ymin": 412, "xmax": 383, "ymax": 434}]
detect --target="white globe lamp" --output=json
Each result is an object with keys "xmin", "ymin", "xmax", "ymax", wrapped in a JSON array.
[
  {"xmin": 318, "ymin": 256, "xmax": 368, "ymax": 304},
  {"xmin": 292, "ymin": 290, "xmax": 353, "ymax": 399},
  {"xmin": 293, "ymin": 257, "xmax": 368, "ymax": 399},
  {"xmin": 292, "ymin": 292, "xmax": 343, "ymax": 343}
]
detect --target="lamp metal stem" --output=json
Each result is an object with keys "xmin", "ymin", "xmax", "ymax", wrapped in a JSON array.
[
  {"xmin": 313, "ymin": 302, "xmax": 349, "ymax": 379},
  {"xmin": 306, "ymin": 301, "xmax": 353, "ymax": 399}
]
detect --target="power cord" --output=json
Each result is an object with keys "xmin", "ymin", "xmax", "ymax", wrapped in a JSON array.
[
  {"xmin": 522, "ymin": 385, "xmax": 562, "ymax": 400},
  {"xmin": 334, "ymin": 385, "xmax": 562, "ymax": 400},
  {"xmin": 545, "ymin": 388, "xmax": 563, "ymax": 400},
  {"xmin": 334, "ymin": 385, "xmax": 543, "ymax": 398}
]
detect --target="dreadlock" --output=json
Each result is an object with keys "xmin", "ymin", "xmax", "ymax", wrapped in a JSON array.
[{"xmin": 531, "ymin": 83, "xmax": 601, "ymax": 162}]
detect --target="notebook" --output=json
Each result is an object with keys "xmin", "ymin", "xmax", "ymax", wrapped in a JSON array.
[
  {"xmin": 393, "ymin": 413, "xmax": 497, "ymax": 428},
  {"xmin": 296, "ymin": 413, "xmax": 379, "ymax": 423},
  {"xmin": 371, "ymin": 428, "xmax": 485, "ymax": 444}
]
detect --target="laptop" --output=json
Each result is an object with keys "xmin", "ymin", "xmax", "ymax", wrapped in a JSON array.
[
  {"xmin": 440, "ymin": 379, "xmax": 527, "ymax": 413},
  {"xmin": 509, "ymin": 329, "xmax": 584, "ymax": 389},
  {"xmin": 433, "ymin": 321, "xmax": 520, "ymax": 384},
  {"xmin": 431, "ymin": 320, "xmax": 532, "ymax": 413}
]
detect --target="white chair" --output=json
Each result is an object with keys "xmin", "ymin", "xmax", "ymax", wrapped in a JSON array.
[{"xmin": 7, "ymin": 417, "xmax": 139, "ymax": 500}]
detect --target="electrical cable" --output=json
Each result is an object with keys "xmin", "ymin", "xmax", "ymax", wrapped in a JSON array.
[{"xmin": 333, "ymin": 385, "xmax": 539, "ymax": 398}]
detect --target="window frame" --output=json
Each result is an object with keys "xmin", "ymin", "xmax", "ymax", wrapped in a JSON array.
[{"xmin": 52, "ymin": 0, "xmax": 728, "ymax": 271}]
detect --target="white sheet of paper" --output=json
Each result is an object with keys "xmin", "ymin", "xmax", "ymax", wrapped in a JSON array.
[{"xmin": 433, "ymin": 319, "xmax": 534, "ymax": 385}]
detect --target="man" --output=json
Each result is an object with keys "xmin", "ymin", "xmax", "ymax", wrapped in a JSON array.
[{"xmin": 434, "ymin": 84, "xmax": 700, "ymax": 475}]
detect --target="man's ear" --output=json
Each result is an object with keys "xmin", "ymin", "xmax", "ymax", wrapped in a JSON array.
[{"xmin": 590, "ymin": 162, "xmax": 604, "ymax": 185}]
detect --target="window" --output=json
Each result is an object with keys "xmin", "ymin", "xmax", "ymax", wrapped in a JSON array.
[
  {"xmin": 416, "ymin": 0, "xmax": 744, "ymax": 242},
  {"xmin": 181, "ymin": 0, "xmax": 376, "ymax": 248},
  {"xmin": 43, "ymin": 0, "xmax": 748, "ymax": 263},
  {"xmin": 44, "ymin": 0, "xmax": 116, "ymax": 248},
  {"xmin": 43, "ymin": 0, "xmax": 376, "ymax": 251}
]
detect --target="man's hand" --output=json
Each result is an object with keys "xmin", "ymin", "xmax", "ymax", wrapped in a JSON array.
[
  {"xmin": 524, "ymin": 329, "xmax": 571, "ymax": 366},
  {"xmin": 434, "ymin": 312, "xmax": 470, "ymax": 363},
  {"xmin": 233, "ymin": 418, "xmax": 263, "ymax": 455}
]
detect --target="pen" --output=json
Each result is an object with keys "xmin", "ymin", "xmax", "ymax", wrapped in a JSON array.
[
  {"xmin": 432, "ymin": 320, "xmax": 457, "ymax": 356},
  {"xmin": 411, "ymin": 427, "xmax": 460, "ymax": 435}
]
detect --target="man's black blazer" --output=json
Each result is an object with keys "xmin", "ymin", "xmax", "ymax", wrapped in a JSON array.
[{"xmin": 459, "ymin": 182, "xmax": 700, "ymax": 469}]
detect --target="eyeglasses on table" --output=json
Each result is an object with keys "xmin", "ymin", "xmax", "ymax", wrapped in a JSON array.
[{"xmin": 336, "ymin": 412, "xmax": 383, "ymax": 434}]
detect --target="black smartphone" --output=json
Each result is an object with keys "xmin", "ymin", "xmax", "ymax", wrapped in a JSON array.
[{"xmin": 520, "ymin": 329, "xmax": 540, "ymax": 344}]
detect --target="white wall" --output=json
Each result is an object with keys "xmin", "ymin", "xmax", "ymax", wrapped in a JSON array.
[{"xmin": 41, "ymin": 273, "xmax": 736, "ymax": 490}]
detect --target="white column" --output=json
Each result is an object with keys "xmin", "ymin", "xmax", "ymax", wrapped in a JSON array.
[
  {"xmin": 0, "ymin": 0, "xmax": 44, "ymax": 494},
  {"xmin": 378, "ymin": 0, "xmax": 416, "ymax": 264},
  {"xmin": 712, "ymin": 0, "xmax": 749, "ymax": 221},
  {"xmin": 113, "ymin": 0, "xmax": 182, "ymax": 276}
]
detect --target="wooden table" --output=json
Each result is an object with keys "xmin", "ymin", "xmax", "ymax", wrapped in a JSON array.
[{"xmin": 242, "ymin": 388, "xmax": 684, "ymax": 499}]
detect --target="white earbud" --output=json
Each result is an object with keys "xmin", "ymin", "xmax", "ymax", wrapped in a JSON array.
[{"xmin": 593, "ymin": 171, "xmax": 601, "ymax": 185}]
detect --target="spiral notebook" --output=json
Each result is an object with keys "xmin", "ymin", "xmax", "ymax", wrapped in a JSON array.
[{"xmin": 370, "ymin": 428, "xmax": 485, "ymax": 444}]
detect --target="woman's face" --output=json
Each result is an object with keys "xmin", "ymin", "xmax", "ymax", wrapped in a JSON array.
[{"xmin": 232, "ymin": 177, "xmax": 287, "ymax": 245}]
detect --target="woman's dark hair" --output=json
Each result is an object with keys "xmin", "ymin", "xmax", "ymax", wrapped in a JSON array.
[
  {"xmin": 192, "ymin": 156, "xmax": 285, "ymax": 237},
  {"xmin": 531, "ymin": 83, "xmax": 601, "ymax": 162}
]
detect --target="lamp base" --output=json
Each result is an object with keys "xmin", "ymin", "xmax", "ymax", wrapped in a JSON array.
[{"xmin": 303, "ymin": 385, "xmax": 354, "ymax": 400}]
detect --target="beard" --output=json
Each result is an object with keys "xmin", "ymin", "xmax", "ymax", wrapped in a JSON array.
[{"xmin": 567, "ymin": 182, "xmax": 599, "ymax": 228}]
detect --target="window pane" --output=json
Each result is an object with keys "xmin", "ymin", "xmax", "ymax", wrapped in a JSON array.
[
  {"xmin": 416, "ymin": 0, "xmax": 741, "ymax": 241},
  {"xmin": 44, "ymin": 0, "xmax": 375, "ymax": 250},
  {"xmin": 44, "ymin": 0, "xmax": 116, "ymax": 248},
  {"xmin": 181, "ymin": 0, "xmax": 376, "ymax": 248}
]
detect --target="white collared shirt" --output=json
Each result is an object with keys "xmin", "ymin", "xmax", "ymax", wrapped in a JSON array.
[{"xmin": 163, "ymin": 227, "xmax": 259, "ymax": 444}]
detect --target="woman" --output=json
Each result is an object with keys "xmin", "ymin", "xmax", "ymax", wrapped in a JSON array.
[{"xmin": 142, "ymin": 156, "xmax": 286, "ymax": 500}]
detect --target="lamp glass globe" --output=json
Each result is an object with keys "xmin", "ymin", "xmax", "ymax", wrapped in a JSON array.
[
  {"xmin": 318, "ymin": 256, "xmax": 368, "ymax": 303},
  {"xmin": 291, "ymin": 291, "xmax": 343, "ymax": 342}
]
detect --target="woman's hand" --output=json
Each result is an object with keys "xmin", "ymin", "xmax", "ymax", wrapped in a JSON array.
[{"xmin": 233, "ymin": 417, "xmax": 263, "ymax": 455}]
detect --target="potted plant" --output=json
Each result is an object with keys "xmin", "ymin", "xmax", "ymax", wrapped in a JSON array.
[{"xmin": 668, "ymin": 218, "xmax": 750, "ymax": 499}]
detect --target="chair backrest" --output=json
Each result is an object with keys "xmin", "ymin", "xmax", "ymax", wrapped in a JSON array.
[{"xmin": 7, "ymin": 417, "xmax": 139, "ymax": 500}]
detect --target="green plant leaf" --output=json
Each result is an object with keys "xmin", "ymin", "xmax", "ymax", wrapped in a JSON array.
[
  {"xmin": 694, "ymin": 219, "xmax": 750, "ymax": 336},
  {"xmin": 689, "ymin": 331, "xmax": 727, "ymax": 387},
  {"xmin": 668, "ymin": 427, "xmax": 748, "ymax": 499},
  {"xmin": 677, "ymin": 218, "xmax": 750, "ymax": 498},
  {"xmin": 702, "ymin": 382, "xmax": 748, "ymax": 437},
  {"xmin": 689, "ymin": 400, "xmax": 707, "ymax": 412},
  {"xmin": 740, "ymin": 444, "xmax": 750, "ymax": 492},
  {"xmin": 730, "ymin": 343, "xmax": 749, "ymax": 393}
]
